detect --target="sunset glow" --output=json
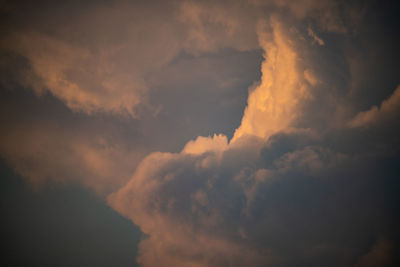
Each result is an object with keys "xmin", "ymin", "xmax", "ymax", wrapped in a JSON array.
[{"xmin": 1, "ymin": 0, "xmax": 399, "ymax": 266}]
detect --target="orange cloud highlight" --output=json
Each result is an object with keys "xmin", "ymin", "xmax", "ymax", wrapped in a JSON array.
[
  {"xmin": 107, "ymin": 18, "xmax": 321, "ymax": 267},
  {"xmin": 182, "ymin": 134, "xmax": 228, "ymax": 155},
  {"xmin": 232, "ymin": 19, "xmax": 311, "ymax": 142}
]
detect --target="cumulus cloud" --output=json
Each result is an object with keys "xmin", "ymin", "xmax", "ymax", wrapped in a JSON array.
[
  {"xmin": 107, "ymin": 9, "xmax": 399, "ymax": 265},
  {"xmin": 348, "ymin": 85, "xmax": 400, "ymax": 128},
  {"xmin": 109, "ymin": 129, "xmax": 397, "ymax": 266},
  {"xmin": 0, "ymin": 0, "xmax": 264, "ymax": 194},
  {"xmin": 232, "ymin": 19, "xmax": 312, "ymax": 142},
  {"xmin": 107, "ymin": 23, "xmax": 307, "ymax": 257},
  {"xmin": 109, "ymin": 135, "xmax": 267, "ymax": 266},
  {"xmin": 1, "ymin": 1, "xmax": 182, "ymax": 117},
  {"xmin": 3, "ymin": 32, "xmax": 149, "ymax": 116},
  {"xmin": 0, "ymin": 0, "xmax": 358, "ymax": 118},
  {"xmin": 182, "ymin": 134, "xmax": 228, "ymax": 155},
  {"xmin": 1, "ymin": 0, "xmax": 399, "ymax": 266}
]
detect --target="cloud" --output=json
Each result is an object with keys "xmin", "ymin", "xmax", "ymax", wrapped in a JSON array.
[
  {"xmin": 107, "ymin": 13, "xmax": 399, "ymax": 266},
  {"xmin": 108, "ymin": 135, "xmax": 268, "ymax": 266},
  {"xmin": 307, "ymin": 27, "xmax": 325, "ymax": 46},
  {"xmin": 0, "ymin": 0, "xmax": 360, "ymax": 118},
  {"xmin": 231, "ymin": 19, "xmax": 312, "ymax": 142},
  {"xmin": 0, "ymin": 0, "xmax": 265, "ymax": 194},
  {"xmin": 182, "ymin": 134, "xmax": 228, "ymax": 155},
  {"xmin": 109, "ymin": 129, "xmax": 398, "ymax": 266},
  {"xmin": 3, "ymin": 32, "xmax": 149, "ymax": 117},
  {"xmin": 0, "ymin": 0, "xmax": 260, "ymax": 117},
  {"xmin": 177, "ymin": 1, "xmax": 259, "ymax": 54},
  {"xmin": 1, "ymin": 1, "xmax": 399, "ymax": 266},
  {"xmin": 0, "ymin": 120, "xmax": 146, "ymax": 195},
  {"xmin": 1, "ymin": 0, "xmax": 184, "ymax": 117},
  {"xmin": 348, "ymin": 85, "xmax": 400, "ymax": 128}
]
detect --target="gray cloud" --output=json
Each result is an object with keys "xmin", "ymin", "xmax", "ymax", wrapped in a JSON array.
[
  {"xmin": 0, "ymin": 0, "xmax": 399, "ymax": 266},
  {"xmin": 109, "ymin": 129, "xmax": 399, "ymax": 266},
  {"xmin": 106, "ymin": 3, "xmax": 400, "ymax": 264}
]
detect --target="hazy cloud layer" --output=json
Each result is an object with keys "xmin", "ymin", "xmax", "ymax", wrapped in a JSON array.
[{"xmin": 0, "ymin": 121, "xmax": 145, "ymax": 194}]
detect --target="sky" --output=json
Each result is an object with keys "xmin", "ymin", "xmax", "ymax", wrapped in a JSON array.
[{"xmin": 0, "ymin": 0, "xmax": 399, "ymax": 266}]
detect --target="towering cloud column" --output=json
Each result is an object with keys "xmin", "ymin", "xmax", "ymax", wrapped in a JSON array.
[
  {"xmin": 108, "ymin": 18, "xmax": 315, "ymax": 267},
  {"xmin": 232, "ymin": 19, "xmax": 311, "ymax": 142}
]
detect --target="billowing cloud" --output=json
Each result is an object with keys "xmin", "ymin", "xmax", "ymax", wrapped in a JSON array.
[
  {"xmin": 3, "ymin": 31, "xmax": 149, "ymax": 116},
  {"xmin": 232, "ymin": 19, "xmax": 312, "ymax": 142},
  {"xmin": 1, "ymin": 0, "xmax": 399, "ymax": 266},
  {"xmin": 1, "ymin": 1, "xmax": 182, "ymax": 117},
  {"xmin": 107, "ymin": 10, "xmax": 400, "ymax": 265},
  {"xmin": 348, "ymin": 85, "xmax": 400, "ymax": 128},
  {"xmin": 109, "ymin": 127, "xmax": 397, "ymax": 266},
  {"xmin": 182, "ymin": 134, "xmax": 228, "ymax": 155},
  {"xmin": 0, "ymin": 0, "xmax": 358, "ymax": 117}
]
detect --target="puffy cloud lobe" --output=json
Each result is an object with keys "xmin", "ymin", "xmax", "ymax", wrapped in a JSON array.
[
  {"xmin": 348, "ymin": 86, "xmax": 400, "ymax": 128},
  {"xmin": 182, "ymin": 134, "xmax": 228, "ymax": 155},
  {"xmin": 2, "ymin": 0, "xmax": 184, "ymax": 117},
  {"xmin": 108, "ymin": 100, "xmax": 400, "ymax": 266},
  {"xmin": 4, "ymin": 32, "xmax": 148, "ymax": 116},
  {"xmin": 109, "ymin": 136, "xmax": 272, "ymax": 267},
  {"xmin": 109, "ymin": 128, "xmax": 398, "ymax": 266}
]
